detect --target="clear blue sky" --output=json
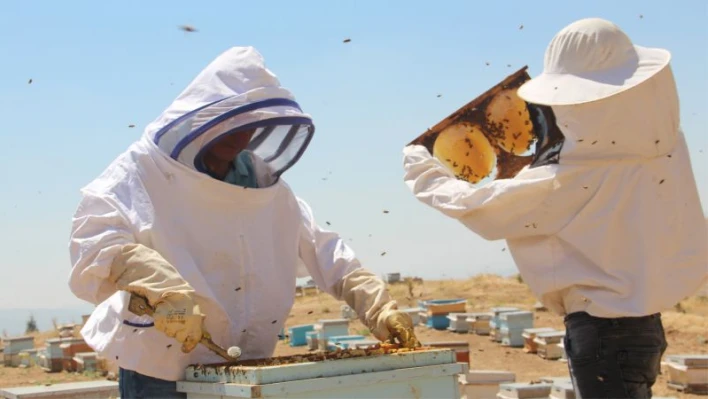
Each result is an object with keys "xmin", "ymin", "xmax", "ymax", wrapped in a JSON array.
[{"xmin": 0, "ymin": 0, "xmax": 706, "ymax": 309}]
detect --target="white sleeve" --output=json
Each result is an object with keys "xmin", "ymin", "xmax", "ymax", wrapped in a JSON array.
[
  {"xmin": 403, "ymin": 144, "xmax": 566, "ymax": 240},
  {"xmin": 68, "ymin": 191, "xmax": 136, "ymax": 305},
  {"xmin": 296, "ymin": 197, "xmax": 397, "ymax": 339},
  {"xmin": 295, "ymin": 197, "xmax": 365, "ymax": 294}
]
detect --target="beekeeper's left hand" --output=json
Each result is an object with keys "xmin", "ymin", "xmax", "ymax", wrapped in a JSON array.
[{"xmin": 382, "ymin": 309, "xmax": 421, "ymax": 348}]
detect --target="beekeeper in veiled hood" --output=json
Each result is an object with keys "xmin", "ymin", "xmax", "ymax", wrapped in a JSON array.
[
  {"xmin": 69, "ymin": 46, "xmax": 419, "ymax": 399},
  {"xmin": 403, "ymin": 18, "xmax": 706, "ymax": 399}
]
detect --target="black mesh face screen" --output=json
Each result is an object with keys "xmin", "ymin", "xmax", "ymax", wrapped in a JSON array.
[{"xmin": 528, "ymin": 103, "xmax": 565, "ymax": 168}]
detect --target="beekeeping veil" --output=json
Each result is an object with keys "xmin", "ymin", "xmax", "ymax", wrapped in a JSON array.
[{"xmin": 146, "ymin": 46, "xmax": 314, "ymax": 187}]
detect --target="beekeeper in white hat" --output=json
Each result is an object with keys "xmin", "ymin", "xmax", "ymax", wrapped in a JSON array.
[
  {"xmin": 403, "ymin": 18, "xmax": 706, "ymax": 399},
  {"xmin": 69, "ymin": 46, "xmax": 419, "ymax": 399}
]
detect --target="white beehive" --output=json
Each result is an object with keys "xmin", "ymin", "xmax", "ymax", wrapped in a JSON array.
[
  {"xmin": 490, "ymin": 308, "xmax": 519, "ymax": 343},
  {"xmin": 179, "ymin": 349, "xmax": 466, "ymax": 398},
  {"xmin": 458, "ymin": 370, "xmax": 515, "ymax": 399},
  {"xmin": 447, "ymin": 313, "xmax": 477, "ymax": 333},
  {"xmin": 467, "ymin": 313, "xmax": 493, "ymax": 336},
  {"xmin": 498, "ymin": 311, "xmax": 535, "ymax": 348},
  {"xmin": 550, "ymin": 381, "xmax": 576, "ymax": 399},
  {"xmin": 317, "ymin": 319, "xmax": 349, "ymax": 347},
  {"xmin": 665, "ymin": 355, "xmax": 708, "ymax": 394},
  {"xmin": 521, "ymin": 328, "xmax": 556, "ymax": 353},
  {"xmin": 497, "ymin": 382, "xmax": 552, "ymax": 399},
  {"xmin": 534, "ymin": 331, "xmax": 565, "ymax": 360}
]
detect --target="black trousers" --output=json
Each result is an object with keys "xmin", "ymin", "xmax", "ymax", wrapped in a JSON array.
[
  {"xmin": 119, "ymin": 368, "xmax": 186, "ymax": 399},
  {"xmin": 564, "ymin": 311, "xmax": 668, "ymax": 399}
]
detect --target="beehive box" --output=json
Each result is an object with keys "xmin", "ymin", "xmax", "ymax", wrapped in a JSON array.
[
  {"xmin": 428, "ymin": 314, "xmax": 454, "ymax": 330},
  {"xmin": 418, "ymin": 298, "xmax": 466, "ymax": 310},
  {"xmin": 317, "ymin": 319, "xmax": 349, "ymax": 340},
  {"xmin": 459, "ymin": 370, "xmax": 515, "ymax": 399},
  {"xmin": 498, "ymin": 312, "xmax": 534, "ymax": 346},
  {"xmin": 522, "ymin": 328, "xmax": 556, "ymax": 353},
  {"xmin": 0, "ymin": 381, "xmax": 119, "ymax": 399},
  {"xmin": 534, "ymin": 332, "xmax": 566, "ymax": 360},
  {"xmin": 550, "ymin": 381, "xmax": 576, "ymax": 399},
  {"xmin": 467, "ymin": 313, "xmax": 493, "ymax": 336},
  {"xmin": 665, "ymin": 355, "xmax": 708, "ymax": 394},
  {"xmin": 500, "ymin": 327, "xmax": 527, "ymax": 348},
  {"xmin": 2, "ymin": 336, "xmax": 34, "ymax": 367},
  {"xmin": 60, "ymin": 338, "xmax": 92, "ymax": 372},
  {"xmin": 45, "ymin": 338, "xmax": 64, "ymax": 359},
  {"xmin": 427, "ymin": 300, "xmax": 467, "ymax": 316},
  {"xmin": 499, "ymin": 311, "xmax": 533, "ymax": 329},
  {"xmin": 448, "ymin": 313, "xmax": 477, "ymax": 333},
  {"xmin": 490, "ymin": 308, "xmax": 520, "ymax": 342},
  {"xmin": 497, "ymin": 382, "xmax": 552, "ymax": 399},
  {"xmin": 73, "ymin": 352, "xmax": 98, "ymax": 373},
  {"xmin": 288, "ymin": 324, "xmax": 315, "ymax": 347},
  {"xmin": 180, "ymin": 347, "xmax": 465, "ymax": 398}
]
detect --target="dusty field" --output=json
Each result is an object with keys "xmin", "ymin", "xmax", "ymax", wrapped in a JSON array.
[{"xmin": 1, "ymin": 275, "xmax": 706, "ymax": 398}]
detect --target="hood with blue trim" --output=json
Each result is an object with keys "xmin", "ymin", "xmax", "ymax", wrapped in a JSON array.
[{"xmin": 143, "ymin": 46, "xmax": 314, "ymax": 187}]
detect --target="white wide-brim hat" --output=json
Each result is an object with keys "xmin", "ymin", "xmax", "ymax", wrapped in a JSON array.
[{"xmin": 517, "ymin": 18, "xmax": 671, "ymax": 106}]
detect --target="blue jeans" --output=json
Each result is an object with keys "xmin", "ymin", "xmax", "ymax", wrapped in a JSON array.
[
  {"xmin": 119, "ymin": 368, "xmax": 186, "ymax": 399},
  {"xmin": 564, "ymin": 312, "xmax": 668, "ymax": 399}
]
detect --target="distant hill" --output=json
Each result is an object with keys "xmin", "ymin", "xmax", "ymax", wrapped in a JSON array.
[{"xmin": 0, "ymin": 305, "xmax": 95, "ymax": 337}]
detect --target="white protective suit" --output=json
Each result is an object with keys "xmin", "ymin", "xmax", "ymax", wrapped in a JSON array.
[
  {"xmin": 404, "ymin": 63, "xmax": 707, "ymax": 319},
  {"xmin": 70, "ymin": 47, "xmax": 400, "ymax": 381}
]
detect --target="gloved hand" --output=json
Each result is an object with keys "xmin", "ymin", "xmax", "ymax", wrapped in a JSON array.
[
  {"xmin": 381, "ymin": 308, "xmax": 421, "ymax": 348},
  {"xmin": 109, "ymin": 243, "xmax": 205, "ymax": 353}
]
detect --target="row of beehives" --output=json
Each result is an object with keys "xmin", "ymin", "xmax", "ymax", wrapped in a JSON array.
[
  {"xmin": 284, "ymin": 318, "xmax": 382, "ymax": 352},
  {"xmin": 458, "ymin": 372, "xmax": 579, "ymax": 399},
  {"xmin": 421, "ymin": 303, "xmax": 569, "ymax": 362},
  {"xmin": 1, "ymin": 334, "xmax": 109, "ymax": 375},
  {"xmin": 416, "ymin": 300, "xmax": 705, "ymax": 397}
]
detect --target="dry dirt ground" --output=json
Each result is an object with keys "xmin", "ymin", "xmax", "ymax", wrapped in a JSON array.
[{"xmin": 1, "ymin": 275, "xmax": 707, "ymax": 398}]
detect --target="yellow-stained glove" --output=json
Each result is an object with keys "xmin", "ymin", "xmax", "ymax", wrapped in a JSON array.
[
  {"xmin": 332, "ymin": 268, "xmax": 421, "ymax": 349},
  {"xmin": 381, "ymin": 308, "xmax": 421, "ymax": 348},
  {"xmin": 109, "ymin": 243, "xmax": 205, "ymax": 353}
]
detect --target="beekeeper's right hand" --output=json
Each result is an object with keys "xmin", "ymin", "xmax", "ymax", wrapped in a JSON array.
[{"xmin": 109, "ymin": 243, "xmax": 205, "ymax": 353}]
